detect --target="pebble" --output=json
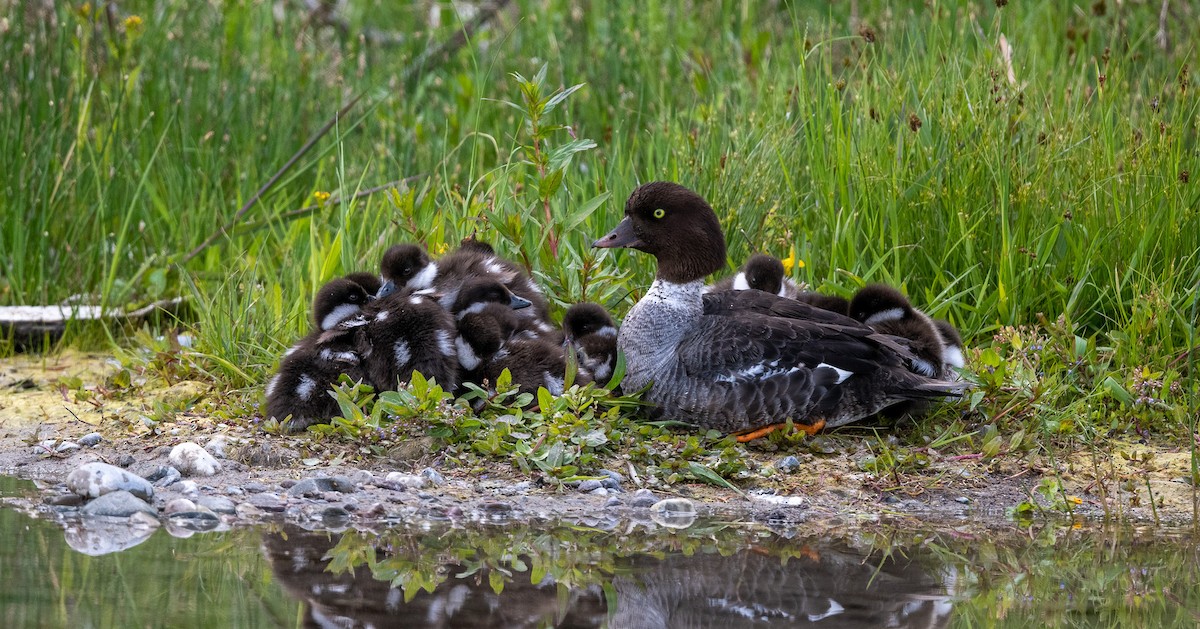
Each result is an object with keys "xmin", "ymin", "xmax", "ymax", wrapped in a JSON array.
[
  {"xmin": 478, "ymin": 501, "xmax": 513, "ymax": 518},
  {"xmin": 204, "ymin": 435, "xmax": 230, "ymax": 459},
  {"xmin": 605, "ymin": 496, "xmax": 623, "ymax": 508},
  {"xmin": 419, "ymin": 468, "xmax": 445, "ymax": 486},
  {"xmin": 169, "ymin": 442, "xmax": 222, "ymax": 477},
  {"xmin": 629, "ymin": 489, "xmax": 658, "ymax": 508},
  {"xmin": 243, "ymin": 482, "xmax": 270, "ymax": 494},
  {"xmin": 649, "ymin": 498, "xmax": 697, "ymax": 529},
  {"xmin": 80, "ymin": 490, "xmax": 158, "ymax": 518},
  {"xmin": 226, "ymin": 486, "xmax": 244, "ymax": 496},
  {"xmin": 287, "ymin": 476, "xmax": 356, "ymax": 497},
  {"xmin": 776, "ymin": 455, "xmax": 801, "ymax": 473},
  {"xmin": 116, "ymin": 455, "xmax": 136, "ymax": 468},
  {"xmin": 577, "ymin": 479, "xmax": 603, "ymax": 493},
  {"xmin": 319, "ymin": 506, "xmax": 351, "ymax": 521},
  {"xmin": 163, "ymin": 498, "xmax": 198, "ymax": 515},
  {"xmin": 164, "ymin": 511, "xmax": 221, "ymax": 534},
  {"xmin": 79, "ymin": 432, "xmax": 103, "ymax": 447},
  {"xmin": 151, "ymin": 467, "xmax": 182, "ymax": 487},
  {"xmin": 955, "ymin": 496, "xmax": 971, "ymax": 504},
  {"xmin": 67, "ymin": 462, "xmax": 155, "ymax": 501},
  {"xmin": 63, "ymin": 517, "xmax": 158, "ymax": 556},
  {"xmin": 384, "ymin": 473, "xmax": 429, "ymax": 490},
  {"xmin": 751, "ymin": 494, "xmax": 804, "ymax": 507},
  {"xmin": 589, "ymin": 487, "xmax": 609, "ymax": 496},
  {"xmin": 55, "ymin": 441, "xmax": 81, "ymax": 454},
  {"xmin": 43, "ymin": 492, "xmax": 85, "ymax": 507},
  {"xmin": 175, "ymin": 480, "xmax": 199, "ymax": 495},
  {"xmin": 196, "ymin": 496, "xmax": 237, "ymax": 515},
  {"xmin": 246, "ymin": 493, "xmax": 286, "ymax": 512}
]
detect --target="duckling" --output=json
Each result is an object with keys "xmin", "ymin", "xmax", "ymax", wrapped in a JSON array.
[
  {"xmin": 266, "ymin": 278, "xmax": 372, "ymax": 433},
  {"xmin": 376, "ymin": 244, "xmax": 438, "ymax": 297},
  {"xmin": 355, "ymin": 287, "xmax": 460, "ymax": 392},
  {"xmin": 709, "ymin": 253, "xmax": 851, "ymax": 315},
  {"xmin": 340, "ymin": 271, "xmax": 383, "ymax": 301},
  {"xmin": 431, "ymin": 241, "xmax": 551, "ymax": 323},
  {"xmin": 455, "ymin": 303, "xmax": 521, "ymax": 387},
  {"xmin": 593, "ymin": 181, "xmax": 968, "ymax": 440},
  {"xmin": 848, "ymin": 284, "xmax": 948, "ymax": 379},
  {"xmin": 932, "ymin": 318, "xmax": 966, "ymax": 374},
  {"xmin": 562, "ymin": 303, "xmax": 619, "ymax": 386},
  {"xmin": 456, "ymin": 300, "xmax": 591, "ymax": 397}
]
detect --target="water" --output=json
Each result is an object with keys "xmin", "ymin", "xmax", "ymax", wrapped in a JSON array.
[{"xmin": 3, "ymin": 475, "xmax": 1199, "ymax": 627}]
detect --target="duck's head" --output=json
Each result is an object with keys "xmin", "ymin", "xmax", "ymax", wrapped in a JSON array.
[
  {"xmin": 738, "ymin": 254, "xmax": 786, "ymax": 295},
  {"xmin": 456, "ymin": 236, "xmax": 496, "ymax": 256},
  {"xmin": 340, "ymin": 271, "xmax": 383, "ymax": 299},
  {"xmin": 452, "ymin": 277, "xmax": 532, "ymax": 317},
  {"xmin": 593, "ymin": 181, "xmax": 727, "ymax": 283},
  {"xmin": 562, "ymin": 302, "xmax": 616, "ymax": 342},
  {"xmin": 378, "ymin": 244, "xmax": 435, "ymax": 298},
  {"xmin": 312, "ymin": 278, "xmax": 371, "ymax": 331},
  {"xmin": 849, "ymin": 284, "xmax": 916, "ymax": 326}
]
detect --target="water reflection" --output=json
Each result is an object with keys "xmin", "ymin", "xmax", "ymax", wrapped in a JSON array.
[{"xmin": 262, "ymin": 523, "xmax": 955, "ymax": 628}]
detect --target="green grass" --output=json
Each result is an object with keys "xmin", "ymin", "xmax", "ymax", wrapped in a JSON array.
[{"xmin": 2, "ymin": 1, "xmax": 1198, "ymax": 483}]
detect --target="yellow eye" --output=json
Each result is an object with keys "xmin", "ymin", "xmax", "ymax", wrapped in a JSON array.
[{"xmin": 653, "ymin": 208, "xmax": 666, "ymax": 219}]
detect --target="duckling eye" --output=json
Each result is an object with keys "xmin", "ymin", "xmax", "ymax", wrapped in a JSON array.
[{"xmin": 653, "ymin": 208, "xmax": 666, "ymax": 219}]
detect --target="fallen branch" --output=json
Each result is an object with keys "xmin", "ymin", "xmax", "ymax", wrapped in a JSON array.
[{"xmin": 1, "ymin": 298, "xmax": 188, "ymax": 346}]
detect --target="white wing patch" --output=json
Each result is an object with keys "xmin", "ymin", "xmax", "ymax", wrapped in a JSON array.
[
  {"xmin": 407, "ymin": 262, "xmax": 438, "ymax": 290},
  {"xmin": 435, "ymin": 330, "xmax": 456, "ymax": 358},
  {"xmin": 941, "ymin": 345, "xmax": 965, "ymax": 369},
  {"xmin": 296, "ymin": 374, "xmax": 318, "ymax": 400},
  {"xmin": 815, "ymin": 362, "xmax": 853, "ymax": 384},
  {"xmin": 394, "ymin": 341, "xmax": 412, "ymax": 367},
  {"xmin": 266, "ymin": 374, "xmax": 280, "ymax": 398},
  {"xmin": 455, "ymin": 336, "xmax": 481, "ymax": 370},
  {"xmin": 732, "ymin": 272, "xmax": 751, "ymax": 291},
  {"xmin": 714, "ymin": 361, "xmax": 803, "ymax": 383}
]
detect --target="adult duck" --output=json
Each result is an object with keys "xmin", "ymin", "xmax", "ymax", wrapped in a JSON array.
[{"xmin": 593, "ymin": 181, "xmax": 967, "ymax": 440}]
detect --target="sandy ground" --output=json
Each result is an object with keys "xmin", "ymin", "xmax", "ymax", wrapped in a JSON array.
[{"xmin": 1, "ymin": 351, "xmax": 1197, "ymax": 528}]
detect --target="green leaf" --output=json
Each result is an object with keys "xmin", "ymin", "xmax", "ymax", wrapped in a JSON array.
[
  {"xmin": 543, "ymin": 82, "xmax": 586, "ymax": 113},
  {"xmin": 320, "ymin": 232, "xmax": 343, "ymax": 280},
  {"xmin": 547, "ymin": 139, "xmax": 597, "ymax": 172},
  {"xmin": 1102, "ymin": 376, "xmax": 1134, "ymax": 406},
  {"xmin": 686, "ymin": 462, "xmax": 741, "ymax": 493},
  {"xmin": 538, "ymin": 168, "xmax": 564, "ymax": 199},
  {"xmin": 561, "ymin": 191, "xmax": 611, "ymax": 233}
]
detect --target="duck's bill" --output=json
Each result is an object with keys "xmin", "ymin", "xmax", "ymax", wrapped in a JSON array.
[
  {"xmin": 375, "ymin": 280, "xmax": 397, "ymax": 299},
  {"xmin": 509, "ymin": 294, "xmax": 532, "ymax": 310},
  {"xmin": 592, "ymin": 217, "xmax": 644, "ymax": 249}
]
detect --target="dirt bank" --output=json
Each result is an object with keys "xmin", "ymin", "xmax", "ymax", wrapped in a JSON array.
[{"xmin": 2, "ymin": 352, "xmax": 1196, "ymax": 528}]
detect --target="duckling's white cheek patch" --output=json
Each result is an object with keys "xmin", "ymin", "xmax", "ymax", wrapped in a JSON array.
[
  {"xmin": 435, "ymin": 330, "xmax": 456, "ymax": 357},
  {"xmin": 456, "ymin": 337, "xmax": 480, "ymax": 370},
  {"xmin": 732, "ymin": 272, "xmax": 751, "ymax": 291},
  {"xmin": 595, "ymin": 326, "xmax": 618, "ymax": 338},
  {"xmin": 296, "ymin": 374, "xmax": 318, "ymax": 400},
  {"xmin": 394, "ymin": 341, "xmax": 412, "ymax": 367},
  {"xmin": 458, "ymin": 302, "xmax": 488, "ymax": 319},
  {"xmin": 815, "ymin": 363, "xmax": 853, "ymax": 384},
  {"xmin": 321, "ymin": 304, "xmax": 361, "ymax": 331},
  {"xmin": 864, "ymin": 308, "xmax": 905, "ymax": 326},
  {"xmin": 408, "ymin": 263, "xmax": 438, "ymax": 290}
]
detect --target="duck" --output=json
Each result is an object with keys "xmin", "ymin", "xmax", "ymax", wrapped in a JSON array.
[
  {"xmin": 375, "ymin": 244, "xmax": 438, "ymax": 296},
  {"xmin": 266, "ymin": 278, "xmax": 373, "ymax": 432},
  {"xmin": 562, "ymin": 303, "xmax": 619, "ymax": 386},
  {"xmin": 848, "ymin": 284, "xmax": 949, "ymax": 379},
  {"xmin": 592, "ymin": 181, "xmax": 968, "ymax": 440},
  {"xmin": 708, "ymin": 253, "xmax": 851, "ymax": 315}
]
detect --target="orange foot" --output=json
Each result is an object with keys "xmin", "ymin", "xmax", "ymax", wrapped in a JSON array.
[{"xmin": 734, "ymin": 419, "xmax": 826, "ymax": 442}]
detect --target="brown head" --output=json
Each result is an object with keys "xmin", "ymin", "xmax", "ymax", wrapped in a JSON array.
[{"xmin": 593, "ymin": 182, "xmax": 727, "ymax": 283}]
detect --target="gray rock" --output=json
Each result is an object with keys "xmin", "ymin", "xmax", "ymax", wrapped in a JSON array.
[
  {"xmin": 116, "ymin": 454, "xmax": 136, "ymax": 468},
  {"xmin": 163, "ymin": 498, "xmax": 198, "ymax": 515},
  {"xmin": 63, "ymin": 513, "xmax": 159, "ymax": 556},
  {"xmin": 168, "ymin": 442, "xmax": 222, "ymax": 477},
  {"xmin": 247, "ymin": 493, "xmax": 286, "ymax": 512},
  {"xmin": 955, "ymin": 496, "xmax": 971, "ymax": 504},
  {"xmin": 243, "ymin": 482, "xmax": 270, "ymax": 494},
  {"xmin": 384, "ymin": 472, "xmax": 428, "ymax": 490},
  {"xmin": 287, "ymin": 476, "xmax": 356, "ymax": 497},
  {"xmin": 629, "ymin": 489, "xmax": 658, "ymax": 508},
  {"xmin": 79, "ymin": 432, "xmax": 103, "ymax": 447},
  {"xmin": 152, "ymin": 467, "xmax": 182, "ymax": 487},
  {"xmin": 196, "ymin": 496, "xmax": 237, "ymax": 515},
  {"xmin": 203, "ymin": 435, "xmax": 230, "ymax": 459},
  {"xmin": 67, "ymin": 462, "xmax": 155, "ymax": 501},
  {"xmin": 588, "ymin": 487, "xmax": 610, "ymax": 496},
  {"xmin": 605, "ymin": 496, "xmax": 624, "ymax": 508},
  {"xmin": 55, "ymin": 441, "xmax": 81, "ymax": 453},
  {"xmin": 225, "ymin": 486, "xmax": 244, "ymax": 496},
  {"xmin": 419, "ymin": 468, "xmax": 445, "ymax": 486},
  {"xmin": 600, "ymin": 469, "xmax": 624, "ymax": 483},
  {"xmin": 81, "ymin": 490, "xmax": 158, "ymax": 518},
  {"xmin": 319, "ymin": 506, "xmax": 351, "ymax": 520},
  {"xmin": 777, "ymin": 455, "xmax": 801, "ymax": 473},
  {"xmin": 175, "ymin": 480, "xmax": 199, "ymax": 495},
  {"xmin": 649, "ymin": 498, "xmax": 697, "ymax": 529},
  {"xmin": 44, "ymin": 492, "xmax": 85, "ymax": 507},
  {"xmin": 577, "ymin": 479, "xmax": 603, "ymax": 493}
]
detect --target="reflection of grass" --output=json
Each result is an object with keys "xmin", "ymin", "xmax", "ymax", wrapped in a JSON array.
[{"xmin": 2, "ymin": 2, "xmax": 1198, "ymax": 510}]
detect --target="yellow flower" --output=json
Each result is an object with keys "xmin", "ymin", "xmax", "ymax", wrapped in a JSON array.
[
  {"xmin": 781, "ymin": 246, "xmax": 804, "ymax": 274},
  {"xmin": 313, "ymin": 191, "xmax": 331, "ymax": 203},
  {"xmin": 78, "ymin": 3, "xmax": 92, "ymax": 19},
  {"xmin": 123, "ymin": 15, "xmax": 143, "ymax": 33},
  {"xmin": 435, "ymin": 242, "xmax": 449, "ymax": 255},
  {"xmin": 1066, "ymin": 495, "xmax": 1083, "ymax": 505}
]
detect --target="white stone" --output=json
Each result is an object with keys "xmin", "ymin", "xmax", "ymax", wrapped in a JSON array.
[
  {"xmin": 66, "ymin": 462, "xmax": 155, "ymax": 501},
  {"xmin": 169, "ymin": 442, "xmax": 222, "ymax": 477}
]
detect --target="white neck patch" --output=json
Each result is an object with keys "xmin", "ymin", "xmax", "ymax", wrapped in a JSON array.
[
  {"xmin": 645, "ymin": 278, "xmax": 706, "ymax": 305},
  {"xmin": 320, "ymin": 303, "xmax": 361, "ymax": 331},
  {"xmin": 457, "ymin": 301, "xmax": 488, "ymax": 319},
  {"xmin": 407, "ymin": 262, "xmax": 438, "ymax": 290},
  {"xmin": 864, "ymin": 307, "xmax": 905, "ymax": 326},
  {"xmin": 594, "ymin": 325, "xmax": 618, "ymax": 338},
  {"xmin": 941, "ymin": 345, "xmax": 965, "ymax": 369},
  {"xmin": 732, "ymin": 272, "xmax": 751, "ymax": 291}
]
